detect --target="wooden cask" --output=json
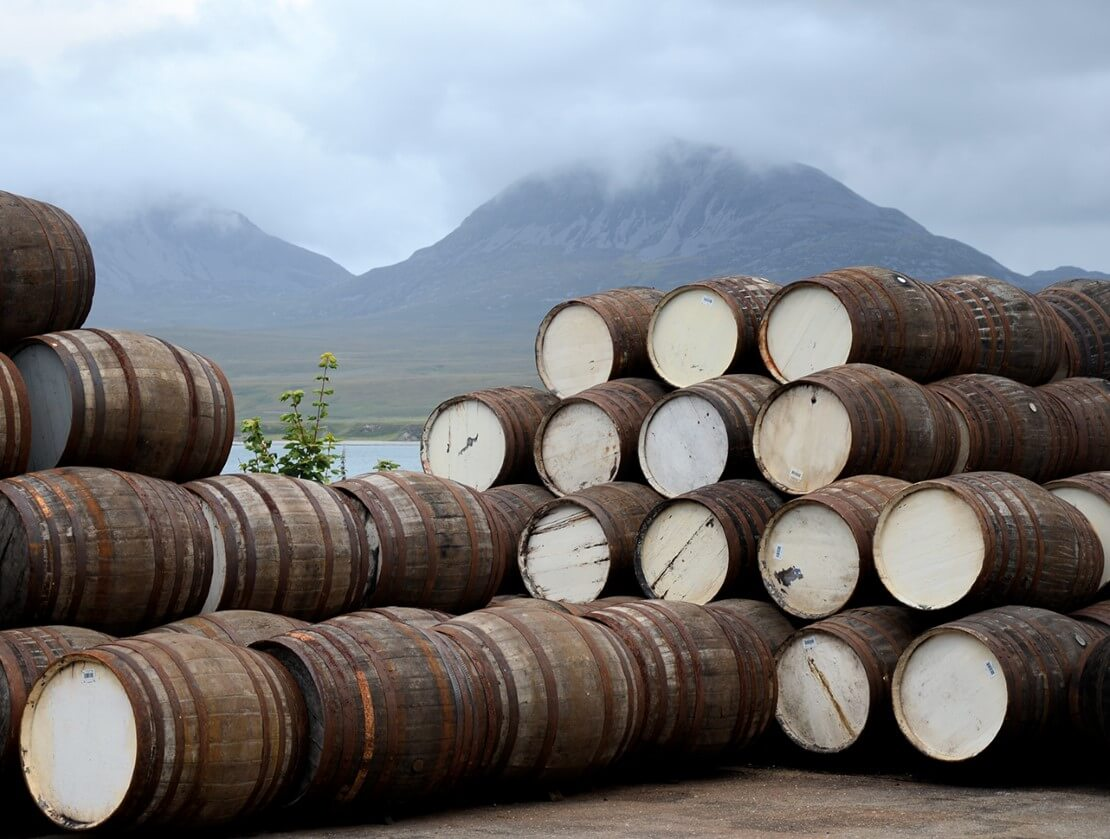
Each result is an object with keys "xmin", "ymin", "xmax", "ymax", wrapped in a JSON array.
[
  {"xmin": 892, "ymin": 606, "xmax": 1101, "ymax": 761},
  {"xmin": 759, "ymin": 475, "xmax": 910, "ymax": 620},
  {"xmin": 758, "ymin": 266, "xmax": 961, "ymax": 383},
  {"xmin": 752, "ymin": 364, "xmax": 963, "ymax": 494},
  {"xmin": 480, "ymin": 483, "xmax": 555, "ymax": 593},
  {"xmin": 367, "ymin": 606, "xmax": 453, "ymax": 630},
  {"xmin": 775, "ymin": 606, "xmax": 918, "ymax": 753},
  {"xmin": 1048, "ymin": 472, "xmax": 1110, "ymax": 590},
  {"xmin": 1071, "ymin": 600, "xmax": 1110, "ymax": 631},
  {"xmin": 707, "ymin": 599, "xmax": 795, "ymax": 655},
  {"xmin": 435, "ymin": 606, "xmax": 643, "ymax": 781},
  {"xmin": 874, "ymin": 472, "xmax": 1104, "ymax": 612},
  {"xmin": 560, "ymin": 595, "xmax": 645, "ymax": 616},
  {"xmin": 21, "ymin": 634, "xmax": 305, "ymax": 829},
  {"xmin": 0, "ymin": 354, "xmax": 30, "ymax": 477},
  {"xmin": 12, "ymin": 329, "xmax": 235, "ymax": 481},
  {"xmin": 519, "ymin": 482, "xmax": 662, "ymax": 603},
  {"xmin": 0, "ymin": 626, "xmax": 113, "ymax": 771},
  {"xmin": 929, "ymin": 374, "xmax": 1075, "ymax": 480},
  {"xmin": 937, "ymin": 275, "xmax": 1068, "ymax": 384},
  {"xmin": 635, "ymin": 480, "xmax": 783, "ymax": 603},
  {"xmin": 638, "ymin": 374, "xmax": 777, "ymax": 497},
  {"xmin": 0, "ymin": 190, "xmax": 94, "ymax": 346},
  {"xmin": 1073, "ymin": 635, "xmax": 1110, "ymax": 745},
  {"xmin": 257, "ymin": 612, "xmax": 487, "ymax": 804},
  {"xmin": 421, "ymin": 386, "xmax": 559, "ymax": 489},
  {"xmin": 335, "ymin": 470, "xmax": 503, "ymax": 613},
  {"xmin": 534, "ymin": 378, "xmax": 666, "ymax": 495},
  {"xmin": 589, "ymin": 600, "xmax": 777, "ymax": 756},
  {"xmin": 186, "ymin": 473, "xmax": 370, "ymax": 621},
  {"xmin": 1038, "ymin": 278, "xmax": 1110, "ymax": 377},
  {"xmin": 0, "ymin": 467, "xmax": 211, "ymax": 632},
  {"xmin": 1039, "ymin": 378, "xmax": 1110, "ymax": 476},
  {"xmin": 142, "ymin": 611, "xmax": 309, "ymax": 646},
  {"xmin": 647, "ymin": 276, "xmax": 780, "ymax": 387},
  {"xmin": 535, "ymin": 286, "xmax": 663, "ymax": 397}
]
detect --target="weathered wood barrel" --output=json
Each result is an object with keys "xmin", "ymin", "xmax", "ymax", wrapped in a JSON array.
[
  {"xmin": 367, "ymin": 606, "xmax": 454, "ymax": 630},
  {"xmin": 480, "ymin": 483, "xmax": 555, "ymax": 593},
  {"xmin": 435, "ymin": 605, "xmax": 643, "ymax": 781},
  {"xmin": 892, "ymin": 606, "xmax": 1100, "ymax": 761},
  {"xmin": 638, "ymin": 374, "xmax": 777, "ymax": 497},
  {"xmin": 0, "ymin": 467, "xmax": 211, "ymax": 632},
  {"xmin": 142, "ymin": 610, "xmax": 309, "ymax": 646},
  {"xmin": 929, "ymin": 374, "xmax": 1075, "ymax": 480},
  {"xmin": 12, "ymin": 329, "xmax": 235, "ymax": 481},
  {"xmin": 1038, "ymin": 278, "xmax": 1110, "ymax": 377},
  {"xmin": 936, "ymin": 275, "xmax": 1068, "ymax": 383},
  {"xmin": 0, "ymin": 190, "xmax": 95, "ymax": 346},
  {"xmin": 707, "ymin": 599, "xmax": 795, "ymax": 654},
  {"xmin": 757, "ymin": 266, "xmax": 961, "ymax": 383},
  {"xmin": 560, "ymin": 595, "xmax": 645, "ymax": 616},
  {"xmin": 421, "ymin": 386, "xmax": 560, "ymax": 489},
  {"xmin": 1048, "ymin": 472, "xmax": 1110, "ymax": 591},
  {"xmin": 534, "ymin": 378, "xmax": 665, "ymax": 495},
  {"xmin": 518, "ymin": 482, "xmax": 662, "ymax": 602},
  {"xmin": 775, "ymin": 606, "xmax": 918, "ymax": 753},
  {"xmin": 874, "ymin": 472, "xmax": 1104, "ymax": 612},
  {"xmin": 0, "ymin": 626, "xmax": 113, "ymax": 771},
  {"xmin": 759, "ymin": 476, "xmax": 910, "ymax": 620},
  {"xmin": 335, "ymin": 470, "xmax": 503, "ymax": 613},
  {"xmin": 635, "ymin": 480, "xmax": 783, "ymax": 603},
  {"xmin": 647, "ymin": 276, "xmax": 780, "ymax": 387},
  {"xmin": 588, "ymin": 600, "xmax": 777, "ymax": 756},
  {"xmin": 752, "ymin": 364, "xmax": 962, "ymax": 494},
  {"xmin": 186, "ymin": 473, "xmax": 371, "ymax": 621},
  {"xmin": 1073, "ymin": 634, "xmax": 1110, "ymax": 745},
  {"xmin": 1071, "ymin": 600, "xmax": 1110, "ymax": 631},
  {"xmin": 1039, "ymin": 378, "xmax": 1110, "ymax": 476},
  {"xmin": 21, "ymin": 634, "xmax": 305, "ymax": 830},
  {"xmin": 256, "ymin": 612, "xmax": 486, "ymax": 804},
  {"xmin": 0, "ymin": 354, "xmax": 30, "ymax": 477},
  {"xmin": 535, "ymin": 287, "xmax": 664, "ymax": 397}
]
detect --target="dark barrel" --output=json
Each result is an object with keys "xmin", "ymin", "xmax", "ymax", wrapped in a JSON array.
[
  {"xmin": 1038, "ymin": 278, "xmax": 1110, "ymax": 377},
  {"xmin": 142, "ymin": 611, "xmax": 309, "ymax": 646},
  {"xmin": 479, "ymin": 483, "xmax": 556, "ymax": 593}
]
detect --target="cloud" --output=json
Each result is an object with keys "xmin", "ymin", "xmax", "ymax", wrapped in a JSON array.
[{"xmin": 1, "ymin": 0, "xmax": 1108, "ymax": 274}]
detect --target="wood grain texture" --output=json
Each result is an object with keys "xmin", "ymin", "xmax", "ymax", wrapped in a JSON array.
[
  {"xmin": 1049, "ymin": 472, "xmax": 1110, "ymax": 589},
  {"xmin": 1038, "ymin": 278, "xmax": 1110, "ymax": 378},
  {"xmin": 707, "ymin": 599, "xmax": 795, "ymax": 655},
  {"xmin": 1038, "ymin": 378, "xmax": 1110, "ymax": 476},
  {"xmin": 0, "ymin": 353, "xmax": 30, "ymax": 477},
  {"xmin": 142, "ymin": 611, "xmax": 309, "ymax": 646},
  {"xmin": 479, "ymin": 483, "xmax": 556, "ymax": 593}
]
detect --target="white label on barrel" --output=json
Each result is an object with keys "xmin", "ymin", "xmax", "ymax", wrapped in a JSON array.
[
  {"xmin": 984, "ymin": 661, "xmax": 997, "ymax": 678},
  {"xmin": 82, "ymin": 668, "xmax": 96, "ymax": 684},
  {"xmin": 789, "ymin": 468, "xmax": 804, "ymax": 482},
  {"xmin": 803, "ymin": 636, "xmax": 817, "ymax": 650},
  {"xmin": 701, "ymin": 295, "xmax": 714, "ymax": 305},
  {"xmin": 774, "ymin": 544, "xmax": 784, "ymax": 560}
]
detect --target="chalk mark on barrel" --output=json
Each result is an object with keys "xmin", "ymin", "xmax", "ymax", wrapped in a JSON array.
[
  {"xmin": 807, "ymin": 654, "xmax": 855, "ymax": 738},
  {"xmin": 458, "ymin": 435, "xmax": 478, "ymax": 456},
  {"xmin": 775, "ymin": 566, "xmax": 804, "ymax": 588}
]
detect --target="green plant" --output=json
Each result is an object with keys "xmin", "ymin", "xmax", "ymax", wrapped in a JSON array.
[
  {"xmin": 374, "ymin": 459, "xmax": 401, "ymax": 471},
  {"xmin": 240, "ymin": 352, "xmax": 345, "ymax": 483}
]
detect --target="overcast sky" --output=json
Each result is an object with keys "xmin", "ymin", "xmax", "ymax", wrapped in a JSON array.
[{"xmin": 3, "ymin": 0, "xmax": 1108, "ymax": 274}]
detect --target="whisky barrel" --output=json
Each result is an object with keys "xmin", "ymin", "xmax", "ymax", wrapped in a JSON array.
[
  {"xmin": 519, "ymin": 482, "xmax": 662, "ymax": 602},
  {"xmin": 775, "ymin": 606, "xmax": 918, "ymax": 753},
  {"xmin": 335, "ymin": 470, "xmax": 503, "ymax": 612},
  {"xmin": 1039, "ymin": 278, "xmax": 1110, "ymax": 377},
  {"xmin": 874, "ymin": 472, "xmax": 1103, "ymax": 612},
  {"xmin": 421, "ymin": 386, "xmax": 559, "ymax": 489},
  {"xmin": 534, "ymin": 378, "xmax": 666, "ymax": 495},
  {"xmin": 892, "ymin": 606, "xmax": 1100, "ymax": 761},
  {"xmin": 560, "ymin": 595, "xmax": 645, "ymax": 616},
  {"xmin": 638, "ymin": 374, "xmax": 777, "ymax": 497},
  {"xmin": 12, "ymin": 329, "xmax": 235, "ymax": 481},
  {"xmin": 0, "ymin": 190, "xmax": 94, "ymax": 346},
  {"xmin": 635, "ymin": 480, "xmax": 783, "ymax": 603},
  {"xmin": 0, "ymin": 626, "xmax": 113, "ymax": 771},
  {"xmin": 937, "ymin": 275, "xmax": 1068, "ymax": 383},
  {"xmin": 480, "ymin": 483, "xmax": 555, "ymax": 593},
  {"xmin": 707, "ymin": 599, "xmax": 795, "ymax": 654},
  {"xmin": 759, "ymin": 475, "xmax": 910, "ymax": 619},
  {"xmin": 21, "ymin": 634, "xmax": 305, "ymax": 829},
  {"xmin": 0, "ymin": 354, "xmax": 30, "ymax": 477},
  {"xmin": 1048, "ymin": 473, "xmax": 1110, "ymax": 590},
  {"xmin": 367, "ymin": 606, "xmax": 453, "ymax": 630},
  {"xmin": 142, "ymin": 611, "xmax": 308, "ymax": 646},
  {"xmin": 588, "ymin": 600, "xmax": 777, "ymax": 756},
  {"xmin": 1073, "ymin": 634, "xmax": 1110, "ymax": 745},
  {"xmin": 186, "ymin": 473, "xmax": 370, "ymax": 621},
  {"xmin": 257, "ymin": 611, "xmax": 486, "ymax": 804},
  {"xmin": 758, "ymin": 266, "xmax": 961, "ymax": 383},
  {"xmin": 752, "ymin": 364, "xmax": 962, "ymax": 494},
  {"xmin": 929, "ymin": 374, "xmax": 1075, "ymax": 480},
  {"xmin": 435, "ymin": 605, "xmax": 643, "ymax": 781},
  {"xmin": 1071, "ymin": 600, "xmax": 1110, "ymax": 631},
  {"xmin": 647, "ymin": 276, "xmax": 779, "ymax": 386},
  {"xmin": 0, "ymin": 467, "xmax": 211, "ymax": 632},
  {"xmin": 1039, "ymin": 378, "xmax": 1110, "ymax": 476},
  {"xmin": 535, "ymin": 287, "xmax": 663, "ymax": 396}
]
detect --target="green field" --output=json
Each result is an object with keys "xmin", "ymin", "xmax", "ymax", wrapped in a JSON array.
[{"xmin": 158, "ymin": 317, "xmax": 540, "ymax": 439}]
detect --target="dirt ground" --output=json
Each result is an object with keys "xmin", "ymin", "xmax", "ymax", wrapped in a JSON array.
[{"xmin": 13, "ymin": 750, "xmax": 1110, "ymax": 839}]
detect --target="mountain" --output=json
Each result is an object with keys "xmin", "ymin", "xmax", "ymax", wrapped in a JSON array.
[
  {"xmin": 1026, "ymin": 266, "xmax": 1110, "ymax": 286},
  {"xmin": 84, "ymin": 201, "xmax": 353, "ymax": 330}
]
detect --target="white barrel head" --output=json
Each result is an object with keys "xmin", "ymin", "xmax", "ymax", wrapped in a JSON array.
[{"xmin": 648, "ymin": 286, "xmax": 739, "ymax": 387}]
